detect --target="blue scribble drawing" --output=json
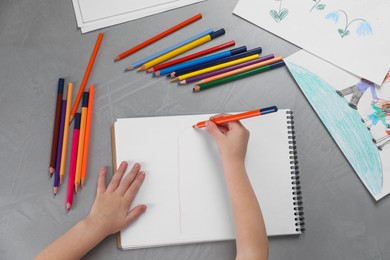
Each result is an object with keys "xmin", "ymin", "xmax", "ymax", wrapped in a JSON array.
[
  {"xmin": 270, "ymin": 0, "xmax": 288, "ymax": 23},
  {"xmin": 325, "ymin": 10, "xmax": 372, "ymax": 38},
  {"xmin": 310, "ymin": 0, "xmax": 326, "ymax": 12},
  {"xmin": 286, "ymin": 61, "xmax": 383, "ymax": 196}
]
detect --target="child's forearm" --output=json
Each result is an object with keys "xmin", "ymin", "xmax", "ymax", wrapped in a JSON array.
[
  {"xmin": 222, "ymin": 160, "xmax": 269, "ymax": 260},
  {"xmin": 35, "ymin": 216, "xmax": 107, "ymax": 260}
]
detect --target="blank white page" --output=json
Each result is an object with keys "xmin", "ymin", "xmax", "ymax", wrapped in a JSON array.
[{"xmin": 113, "ymin": 109, "xmax": 300, "ymax": 249}]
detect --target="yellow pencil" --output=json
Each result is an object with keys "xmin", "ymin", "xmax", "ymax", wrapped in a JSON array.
[
  {"xmin": 138, "ymin": 29, "xmax": 225, "ymax": 71},
  {"xmin": 171, "ymin": 54, "xmax": 260, "ymax": 82},
  {"xmin": 74, "ymin": 91, "xmax": 89, "ymax": 192},
  {"xmin": 59, "ymin": 83, "xmax": 73, "ymax": 185}
]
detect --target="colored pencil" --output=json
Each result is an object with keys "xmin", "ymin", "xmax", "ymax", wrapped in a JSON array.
[
  {"xmin": 171, "ymin": 54, "xmax": 261, "ymax": 82},
  {"xmin": 147, "ymin": 41, "xmax": 235, "ymax": 73},
  {"xmin": 192, "ymin": 106, "xmax": 278, "ymax": 128},
  {"xmin": 49, "ymin": 78, "xmax": 64, "ymax": 177},
  {"xmin": 154, "ymin": 46, "xmax": 246, "ymax": 77},
  {"xmin": 54, "ymin": 92, "xmax": 67, "ymax": 195},
  {"xmin": 70, "ymin": 32, "xmax": 103, "ymax": 123},
  {"xmin": 179, "ymin": 54, "xmax": 275, "ymax": 85},
  {"xmin": 66, "ymin": 113, "xmax": 81, "ymax": 212},
  {"xmin": 75, "ymin": 92, "xmax": 89, "ymax": 193},
  {"xmin": 81, "ymin": 86, "xmax": 95, "ymax": 188},
  {"xmin": 169, "ymin": 47, "xmax": 262, "ymax": 78},
  {"xmin": 114, "ymin": 13, "xmax": 202, "ymax": 61},
  {"xmin": 197, "ymin": 56, "xmax": 283, "ymax": 85},
  {"xmin": 193, "ymin": 60, "xmax": 286, "ymax": 92},
  {"xmin": 60, "ymin": 83, "xmax": 73, "ymax": 185},
  {"xmin": 138, "ymin": 29, "xmax": 225, "ymax": 71},
  {"xmin": 125, "ymin": 29, "xmax": 213, "ymax": 71}
]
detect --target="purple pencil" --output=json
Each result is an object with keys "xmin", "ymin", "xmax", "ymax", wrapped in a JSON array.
[
  {"xmin": 178, "ymin": 54, "xmax": 275, "ymax": 85},
  {"xmin": 54, "ymin": 95, "xmax": 67, "ymax": 195}
]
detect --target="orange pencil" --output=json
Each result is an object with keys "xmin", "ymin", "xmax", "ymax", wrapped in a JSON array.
[
  {"xmin": 114, "ymin": 13, "xmax": 202, "ymax": 61},
  {"xmin": 60, "ymin": 82, "xmax": 73, "ymax": 184},
  {"xmin": 192, "ymin": 106, "xmax": 278, "ymax": 128},
  {"xmin": 70, "ymin": 32, "xmax": 103, "ymax": 123},
  {"xmin": 81, "ymin": 86, "xmax": 94, "ymax": 188},
  {"xmin": 74, "ymin": 92, "xmax": 89, "ymax": 192}
]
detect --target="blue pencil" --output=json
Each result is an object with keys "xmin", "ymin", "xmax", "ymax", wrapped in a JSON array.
[
  {"xmin": 168, "ymin": 47, "xmax": 262, "ymax": 78},
  {"xmin": 152, "ymin": 46, "xmax": 247, "ymax": 77},
  {"xmin": 125, "ymin": 29, "xmax": 214, "ymax": 71}
]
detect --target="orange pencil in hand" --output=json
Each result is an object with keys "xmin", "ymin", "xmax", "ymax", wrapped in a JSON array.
[{"xmin": 193, "ymin": 106, "xmax": 278, "ymax": 128}]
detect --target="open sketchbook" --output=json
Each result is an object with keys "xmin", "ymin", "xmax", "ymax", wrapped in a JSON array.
[
  {"xmin": 111, "ymin": 109, "xmax": 304, "ymax": 249},
  {"xmin": 285, "ymin": 50, "xmax": 390, "ymax": 201}
]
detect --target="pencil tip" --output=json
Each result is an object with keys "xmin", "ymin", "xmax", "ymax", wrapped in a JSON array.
[
  {"xmin": 81, "ymin": 181, "xmax": 85, "ymax": 188},
  {"xmin": 178, "ymin": 80, "xmax": 185, "ymax": 85},
  {"xmin": 114, "ymin": 56, "xmax": 120, "ymax": 62},
  {"xmin": 66, "ymin": 203, "xmax": 71, "ymax": 212},
  {"xmin": 146, "ymin": 68, "xmax": 153, "ymax": 73},
  {"xmin": 69, "ymin": 116, "xmax": 74, "ymax": 125},
  {"xmin": 137, "ymin": 66, "xmax": 145, "ymax": 71},
  {"xmin": 170, "ymin": 78, "xmax": 179, "ymax": 83}
]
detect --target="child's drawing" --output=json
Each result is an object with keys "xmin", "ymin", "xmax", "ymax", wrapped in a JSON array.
[
  {"xmin": 310, "ymin": 0, "xmax": 326, "ymax": 12},
  {"xmin": 269, "ymin": 0, "xmax": 288, "ymax": 23},
  {"xmin": 373, "ymin": 130, "xmax": 390, "ymax": 151},
  {"xmin": 362, "ymin": 99, "xmax": 390, "ymax": 130},
  {"xmin": 336, "ymin": 79, "xmax": 377, "ymax": 110},
  {"xmin": 286, "ymin": 61, "xmax": 383, "ymax": 197},
  {"xmin": 325, "ymin": 10, "xmax": 372, "ymax": 38}
]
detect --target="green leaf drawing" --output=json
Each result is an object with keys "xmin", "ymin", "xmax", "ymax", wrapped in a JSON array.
[
  {"xmin": 316, "ymin": 4, "xmax": 326, "ymax": 10},
  {"xmin": 269, "ymin": 8, "xmax": 289, "ymax": 22}
]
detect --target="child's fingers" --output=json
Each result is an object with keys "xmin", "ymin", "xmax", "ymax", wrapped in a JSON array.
[
  {"xmin": 117, "ymin": 163, "xmax": 141, "ymax": 196},
  {"xmin": 106, "ymin": 161, "xmax": 128, "ymax": 192},
  {"xmin": 124, "ymin": 171, "xmax": 145, "ymax": 203},
  {"xmin": 96, "ymin": 167, "xmax": 107, "ymax": 194},
  {"xmin": 124, "ymin": 204, "xmax": 147, "ymax": 227},
  {"xmin": 206, "ymin": 120, "xmax": 224, "ymax": 140}
]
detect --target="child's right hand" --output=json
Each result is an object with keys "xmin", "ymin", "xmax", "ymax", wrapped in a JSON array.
[{"xmin": 206, "ymin": 114, "xmax": 250, "ymax": 165}]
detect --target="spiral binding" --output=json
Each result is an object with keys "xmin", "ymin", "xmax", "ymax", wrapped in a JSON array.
[{"xmin": 286, "ymin": 110, "xmax": 305, "ymax": 233}]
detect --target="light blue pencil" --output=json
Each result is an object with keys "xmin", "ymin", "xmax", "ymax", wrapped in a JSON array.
[{"xmin": 125, "ymin": 29, "xmax": 214, "ymax": 71}]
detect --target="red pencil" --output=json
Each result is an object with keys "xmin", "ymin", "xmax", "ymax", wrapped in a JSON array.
[
  {"xmin": 66, "ymin": 113, "xmax": 81, "ymax": 212},
  {"xmin": 70, "ymin": 32, "xmax": 103, "ymax": 124},
  {"xmin": 147, "ymin": 41, "xmax": 235, "ymax": 73},
  {"xmin": 114, "ymin": 13, "xmax": 202, "ymax": 62}
]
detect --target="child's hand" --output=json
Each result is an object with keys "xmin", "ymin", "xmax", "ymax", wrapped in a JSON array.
[
  {"xmin": 86, "ymin": 162, "xmax": 147, "ymax": 238},
  {"xmin": 206, "ymin": 114, "xmax": 250, "ymax": 164}
]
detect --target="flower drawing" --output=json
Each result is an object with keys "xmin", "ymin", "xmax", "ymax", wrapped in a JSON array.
[
  {"xmin": 310, "ymin": 0, "xmax": 326, "ymax": 12},
  {"xmin": 269, "ymin": 0, "xmax": 288, "ymax": 23},
  {"xmin": 325, "ymin": 10, "xmax": 372, "ymax": 38}
]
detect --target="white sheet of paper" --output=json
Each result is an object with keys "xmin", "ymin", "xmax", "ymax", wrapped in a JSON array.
[
  {"xmin": 233, "ymin": 0, "xmax": 390, "ymax": 85},
  {"xmin": 113, "ymin": 110, "xmax": 300, "ymax": 249},
  {"xmin": 285, "ymin": 50, "xmax": 390, "ymax": 200},
  {"xmin": 72, "ymin": 0, "xmax": 205, "ymax": 33}
]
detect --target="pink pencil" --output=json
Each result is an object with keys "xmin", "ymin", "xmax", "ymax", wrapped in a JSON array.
[{"xmin": 66, "ymin": 113, "xmax": 81, "ymax": 212}]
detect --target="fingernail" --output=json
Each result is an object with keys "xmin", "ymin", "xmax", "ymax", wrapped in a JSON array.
[{"xmin": 121, "ymin": 161, "xmax": 127, "ymax": 167}]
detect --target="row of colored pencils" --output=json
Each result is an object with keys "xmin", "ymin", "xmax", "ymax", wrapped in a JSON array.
[
  {"xmin": 113, "ymin": 13, "xmax": 286, "ymax": 92},
  {"xmin": 49, "ymin": 32, "xmax": 102, "ymax": 212}
]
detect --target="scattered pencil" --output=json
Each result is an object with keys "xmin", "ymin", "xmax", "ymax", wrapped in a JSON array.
[
  {"xmin": 75, "ymin": 92, "xmax": 89, "ymax": 192},
  {"xmin": 66, "ymin": 113, "xmax": 81, "ymax": 212},
  {"xmin": 81, "ymin": 86, "xmax": 95, "ymax": 188},
  {"xmin": 178, "ymin": 54, "xmax": 275, "ymax": 85},
  {"xmin": 193, "ymin": 60, "xmax": 286, "ymax": 92},
  {"xmin": 197, "ymin": 56, "xmax": 283, "ymax": 85},
  {"xmin": 155, "ymin": 46, "xmax": 247, "ymax": 77},
  {"xmin": 54, "ymin": 87, "xmax": 67, "ymax": 195},
  {"xmin": 114, "ymin": 13, "xmax": 202, "ymax": 61},
  {"xmin": 60, "ymin": 83, "xmax": 73, "ymax": 185},
  {"xmin": 49, "ymin": 78, "xmax": 64, "ymax": 177},
  {"xmin": 168, "ymin": 47, "xmax": 262, "ymax": 78},
  {"xmin": 146, "ymin": 41, "xmax": 235, "ymax": 73},
  {"xmin": 125, "ymin": 29, "xmax": 213, "ymax": 71},
  {"xmin": 70, "ymin": 32, "xmax": 103, "ymax": 123}
]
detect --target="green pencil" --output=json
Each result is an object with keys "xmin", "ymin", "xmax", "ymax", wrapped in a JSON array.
[{"xmin": 193, "ymin": 60, "xmax": 285, "ymax": 92}]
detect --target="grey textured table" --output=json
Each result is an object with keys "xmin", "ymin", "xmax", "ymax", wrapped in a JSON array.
[{"xmin": 1, "ymin": 0, "xmax": 390, "ymax": 259}]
